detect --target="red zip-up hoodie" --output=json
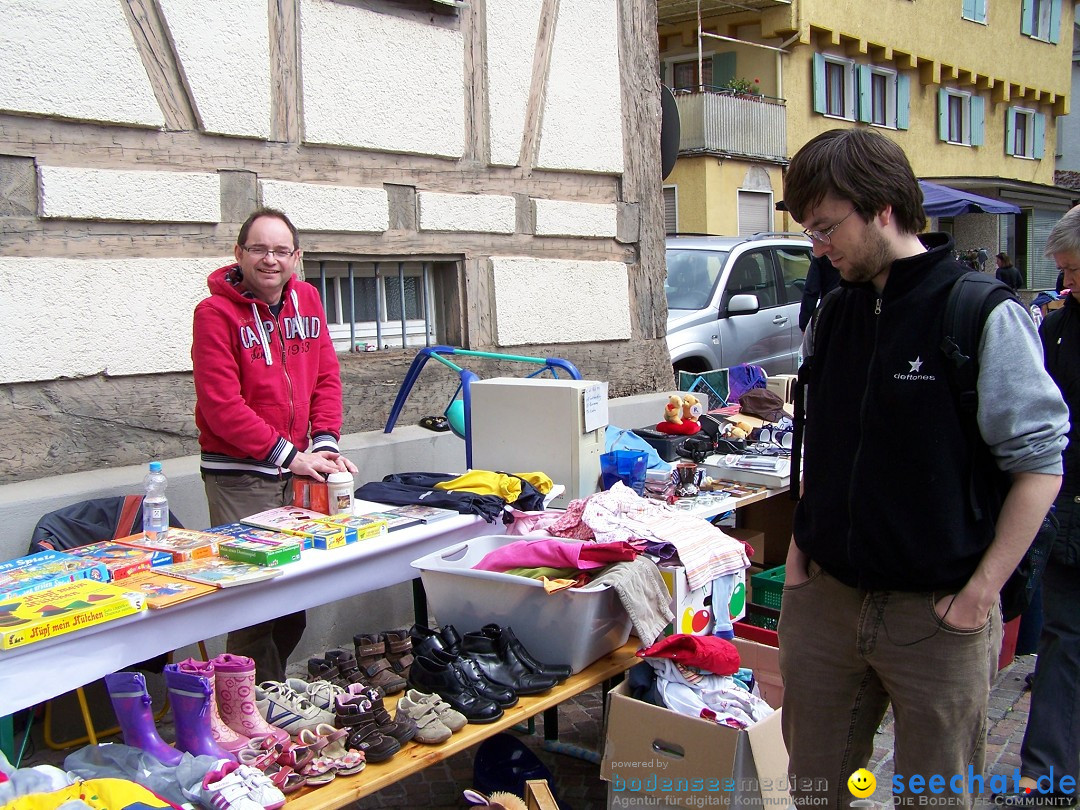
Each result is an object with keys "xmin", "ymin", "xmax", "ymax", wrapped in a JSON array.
[{"xmin": 192, "ymin": 263, "xmax": 343, "ymax": 478}]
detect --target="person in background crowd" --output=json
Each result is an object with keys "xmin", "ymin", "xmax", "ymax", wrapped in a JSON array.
[
  {"xmin": 996, "ymin": 252, "xmax": 1023, "ymax": 292},
  {"xmin": 781, "ymin": 128, "xmax": 1067, "ymax": 808},
  {"xmin": 192, "ymin": 207, "xmax": 357, "ymax": 682},
  {"xmin": 798, "ymin": 254, "xmax": 841, "ymax": 332},
  {"xmin": 1003, "ymin": 205, "xmax": 1080, "ymax": 807}
]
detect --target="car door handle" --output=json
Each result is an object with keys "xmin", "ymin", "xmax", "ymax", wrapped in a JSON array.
[{"xmin": 772, "ymin": 315, "xmax": 788, "ymax": 325}]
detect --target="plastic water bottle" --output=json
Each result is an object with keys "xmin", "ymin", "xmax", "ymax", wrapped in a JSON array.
[{"xmin": 142, "ymin": 461, "xmax": 169, "ymax": 541}]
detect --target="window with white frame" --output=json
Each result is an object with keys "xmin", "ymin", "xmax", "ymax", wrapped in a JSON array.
[
  {"xmin": 938, "ymin": 88, "xmax": 985, "ymax": 146},
  {"xmin": 962, "ymin": 0, "xmax": 988, "ymax": 24},
  {"xmin": 856, "ymin": 65, "xmax": 909, "ymax": 129},
  {"xmin": 303, "ymin": 257, "xmax": 455, "ymax": 352},
  {"xmin": 813, "ymin": 54, "xmax": 855, "ymax": 120},
  {"xmin": 1006, "ymin": 107, "xmax": 1047, "ymax": 159},
  {"xmin": 1022, "ymin": 0, "xmax": 1062, "ymax": 43}
]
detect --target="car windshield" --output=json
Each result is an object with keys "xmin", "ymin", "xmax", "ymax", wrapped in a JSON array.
[{"xmin": 665, "ymin": 249, "xmax": 727, "ymax": 310}]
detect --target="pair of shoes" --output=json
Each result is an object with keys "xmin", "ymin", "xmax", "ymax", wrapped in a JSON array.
[
  {"xmin": 477, "ymin": 624, "xmax": 572, "ymax": 683},
  {"xmin": 297, "ymin": 723, "xmax": 366, "ymax": 776},
  {"xmin": 993, "ymin": 791, "xmax": 1078, "ymax": 808},
  {"xmin": 460, "ymin": 628, "xmax": 560, "ymax": 695},
  {"xmin": 335, "ymin": 690, "xmax": 417, "ymax": 745},
  {"xmin": 411, "ymin": 624, "xmax": 519, "ymax": 708},
  {"xmin": 352, "ymin": 633, "xmax": 408, "ymax": 694},
  {"xmin": 307, "ymin": 650, "xmax": 371, "ymax": 691},
  {"xmin": 284, "ymin": 677, "xmax": 348, "ymax": 714},
  {"xmin": 202, "ymin": 760, "xmax": 287, "ymax": 810},
  {"xmin": 254, "ymin": 680, "xmax": 336, "ymax": 736},
  {"xmin": 396, "ymin": 690, "xmax": 466, "ymax": 744},
  {"xmin": 407, "ymin": 652, "xmax": 504, "ymax": 724}
]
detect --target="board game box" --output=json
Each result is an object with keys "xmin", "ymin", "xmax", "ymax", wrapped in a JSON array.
[
  {"xmin": 209, "ymin": 523, "xmax": 313, "ymax": 551},
  {"xmin": 0, "ymin": 579, "xmax": 145, "ymax": 649},
  {"xmin": 0, "ymin": 550, "xmax": 109, "ymax": 599},
  {"xmin": 218, "ymin": 535, "xmax": 302, "ymax": 567},
  {"xmin": 241, "ymin": 508, "xmax": 357, "ymax": 549},
  {"xmin": 313, "ymin": 514, "xmax": 388, "ymax": 541},
  {"xmin": 114, "ymin": 529, "xmax": 224, "ymax": 562},
  {"xmin": 66, "ymin": 541, "xmax": 172, "ymax": 580}
]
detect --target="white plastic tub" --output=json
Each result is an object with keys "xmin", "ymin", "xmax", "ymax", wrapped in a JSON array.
[{"xmin": 411, "ymin": 535, "xmax": 633, "ymax": 673}]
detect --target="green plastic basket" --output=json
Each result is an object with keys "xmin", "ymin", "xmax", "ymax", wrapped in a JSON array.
[{"xmin": 745, "ymin": 565, "xmax": 785, "ymax": 629}]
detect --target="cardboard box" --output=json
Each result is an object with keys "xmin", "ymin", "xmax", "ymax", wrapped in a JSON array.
[
  {"xmin": 292, "ymin": 476, "xmax": 330, "ymax": 515},
  {"xmin": 601, "ymin": 638, "xmax": 789, "ymax": 808},
  {"xmin": 659, "ymin": 565, "xmax": 746, "ymax": 636},
  {"xmin": 735, "ymin": 495, "xmax": 795, "ymax": 569},
  {"xmin": 766, "ymin": 374, "xmax": 797, "ymax": 403},
  {"xmin": 724, "ymin": 527, "xmax": 766, "ymax": 566}
]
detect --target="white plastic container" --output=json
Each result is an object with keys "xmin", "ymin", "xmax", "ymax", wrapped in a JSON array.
[
  {"xmin": 326, "ymin": 471, "xmax": 354, "ymax": 515},
  {"xmin": 411, "ymin": 535, "xmax": 633, "ymax": 673}
]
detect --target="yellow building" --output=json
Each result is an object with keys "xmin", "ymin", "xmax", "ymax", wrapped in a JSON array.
[{"xmin": 658, "ymin": 0, "xmax": 1077, "ymax": 286}]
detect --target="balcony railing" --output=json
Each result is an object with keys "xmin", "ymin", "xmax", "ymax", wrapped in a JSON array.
[{"xmin": 674, "ymin": 88, "xmax": 787, "ymax": 163}]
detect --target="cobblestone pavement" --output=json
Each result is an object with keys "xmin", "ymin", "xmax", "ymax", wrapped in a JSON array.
[{"xmin": 17, "ymin": 655, "xmax": 1037, "ymax": 810}]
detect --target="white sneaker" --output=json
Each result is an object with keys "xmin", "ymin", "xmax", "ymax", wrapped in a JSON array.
[
  {"xmin": 234, "ymin": 764, "xmax": 286, "ymax": 810},
  {"xmin": 203, "ymin": 761, "xmax": 285, "ymax": 810},
  {"xmin": 284, "ymin": 677, "xmax": 347, "ymax": 713},
  {"xmin": 255, "ymin": 680, "xmax": 335, "ymax": 736}
]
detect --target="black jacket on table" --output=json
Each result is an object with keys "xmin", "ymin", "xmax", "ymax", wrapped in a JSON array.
[{"xmin": 795, "ymin": 234, "xmax": 997, "ymax": 592}]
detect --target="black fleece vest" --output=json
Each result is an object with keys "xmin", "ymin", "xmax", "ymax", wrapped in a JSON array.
[
  {"xmin": 795, "ymin": 237, "xmax": 995, "ymax": 591},
  {"xmin": 1042, "ymin": 298, "xmax": 1080, "ymax": 489}
]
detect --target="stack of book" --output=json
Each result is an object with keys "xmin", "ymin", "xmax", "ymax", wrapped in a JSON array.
[
  {"xmin": 0, "ymin": 550, "xmax": 109, "ymax": 599},
  {"xmin": 241, "ymin": 507, "xmax": 357, "ymax": 550}
]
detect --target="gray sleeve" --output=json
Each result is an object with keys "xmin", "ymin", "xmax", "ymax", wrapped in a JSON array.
[{"xmin": 976, "ymin": 299, "xmax": 1069, "ymax": 474}]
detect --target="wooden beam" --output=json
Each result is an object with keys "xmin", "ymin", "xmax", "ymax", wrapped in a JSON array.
[
  {"xmin": 518, "ymin": 0, "xmax": 559, "ymax": 170},
  {"xmin": 121, "ymin": 0, "xmax": 199, "ymax": 131},
  {"xmin": 269, "ymin": 0, "xmax": 302, "ymax": 143},
  {"xmin": 464, "ymin": 0, "xmax": 488, "ymax": 166}
]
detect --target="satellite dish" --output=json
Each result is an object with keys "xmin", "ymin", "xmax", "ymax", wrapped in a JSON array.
[{"xmin": 661, "ymin": 84, "xmax": 680, "ymax": 180}]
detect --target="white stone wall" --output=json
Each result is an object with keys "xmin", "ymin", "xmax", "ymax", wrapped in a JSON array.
[
  {"xmin": 418, "ymin": 192, "xmax": 516, "ymax": 233},
  {"xmin": 486, "ymin": 0, "xmax": 544, "ymax": 166},
  {"xmin": 0, "ymin": 258, "xmax": 218, "ymax": 384},
  {"xmin": 299, "ymin": 0, "xmax": 465, "ymax": 157},
  {"xmin": 537, "ymin": 0, "xmax": 624, "ymax": 173},
  {"xmin": 0, "ymin": 0, "xmax": 164, "ymax": 127},
  {"xmin": 157, "ymin": 0, "xmax": 272, "ymax": 139},
  {"xmin": 491, "ymin": 257, "xmax": 632, "ymax": 344},
  {"xmin": 39, "ymin": 166, "xmax": 221, "ymax": 222},
  {"xmin": 533, "ymin": 199, "xmax": 618, "ymax": 237},
  {"xmin": 260, "ymin": 180, "xmax": 390, "ymax": 233}
]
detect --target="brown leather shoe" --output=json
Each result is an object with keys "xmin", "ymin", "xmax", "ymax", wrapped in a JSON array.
[
  {"xmin": 353, "ymin": 634, "xmax": 407, "ymax": 695},
  {"xmin": 381, "ymin": 629, "xmax": 414, "ymax": 679}
]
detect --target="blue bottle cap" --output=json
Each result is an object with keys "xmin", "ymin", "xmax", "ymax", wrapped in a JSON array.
[{"xmin": 149, "ymin": 461, "xmax": 162, "ymax": 472}]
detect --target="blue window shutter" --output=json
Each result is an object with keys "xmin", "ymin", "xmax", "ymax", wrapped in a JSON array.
[
  {"xmin": 897, "ymin": 74, "xmax": 910, "ymax": 130},
  {"xmin": 938, "ymin": 88, "xmax": 949, "ymax": 141},
  {"xmin": 813, "ymin": 53, "xmax": 826, "ymax": 114},
  {"xmin": 857, "ymin": 65, "xmax": 872, "ymax": 122},
  {"xmin": 1021, "ymin": 0, "xmax": 1035, "ymax": 35},
  {"xmin": 1034, "ymin": 113, "xmax": 1047, "ymax": 158},
  {"xmin": 713, "ymin": 52, "xmax": 736, "ymax": 90},
  {"xmin": 1005, "ymin": 108, "xmax": 1017, "ymax": 155},
  {"xmin": 962, "ymin": 0, "xmax": 976, "ymax": 19},
  {"xmin": 976, "ymin": 0, "xmax": 987, "ymax": 22},
  {"xmin": 1050, "ymin": 0, "xmax": 1062, "ymax": 43},
  {"xmin": 971, "ymin": 95, "xmax": 985, "ymax": 146}
]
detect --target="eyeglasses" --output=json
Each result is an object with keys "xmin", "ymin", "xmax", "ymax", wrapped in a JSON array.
[
  {"xmin": 241, "ymin": 245, "xmax": 297, "ymax": 260},
  {"xmin": 803, "ymin": 208, "xmax": 857, "ymax": 245}
]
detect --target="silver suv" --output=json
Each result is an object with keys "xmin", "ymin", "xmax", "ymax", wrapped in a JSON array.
[{"xmin": 665, "ymin": 233, "xmax": 814, "ymax": 376}]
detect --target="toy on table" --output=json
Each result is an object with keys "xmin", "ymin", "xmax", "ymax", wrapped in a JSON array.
[{"xmin": 656, "ymin": 393, "xmax": 702, "ymax": 435}]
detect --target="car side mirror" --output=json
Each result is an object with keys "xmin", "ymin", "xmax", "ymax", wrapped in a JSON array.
[{"xmin": 726, "ymin": 293, "xmax": 759, "ymax": 316}]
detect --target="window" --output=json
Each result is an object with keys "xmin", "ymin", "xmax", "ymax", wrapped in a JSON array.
[
  {"xmin": 962, "ymin": 0, "xmax": 988, "ymax": 24},
  {"xmin": 304, "ymin": 258, "xmax": 454, "ymax": 351},
  {"xmin": 938, "ymin": 88, "xmax": 985, "ymax": 146},
  {"xmin": 672, "ymin": 59, "xmax": 712, "ymax": 92},
  {"xmin": 1021, "ymin": 0, "xmax": 1062, "ymax": 43},
  {"xmin": 663, "ymin": 186, "xmax": 678, "ymax": 234},
  {"xmin": 1006, "ymin": 107, "xmax": 1047, "ymax": 158},
  {"xmin": 813, "ymin": 53, "xmax": 855, "ymax": 120},
  {"xmin": 856, "ymin": 65, "xmax": 910, "ymax": 129},
  {"xmin": 725, "ymin": 251, "xmax": 778, "ymax": 309},
  {"xmin": 775, "ymin": 247, "xmax": 813, "ymax": 305}
]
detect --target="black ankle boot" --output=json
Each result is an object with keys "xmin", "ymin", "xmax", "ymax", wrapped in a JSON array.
[
  {"xmin": 406, "ymin": 654, "xmax": 502, "ymax": 723},
  {"xmin": 481, "ymin": 624, "xmax": 573, "ymax": 682},
  {"xmin": 428, "ymin": 648, "xmax": 517, "ymax": 708},
  {"xmin": 460, "ymin": 632, "xmax": 558, "ymax": 695}
]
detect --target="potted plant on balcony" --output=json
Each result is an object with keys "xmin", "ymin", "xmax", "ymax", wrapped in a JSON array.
[{"xmin": 724, "ymin": 77, "xmax": 762, "ymax": 99}]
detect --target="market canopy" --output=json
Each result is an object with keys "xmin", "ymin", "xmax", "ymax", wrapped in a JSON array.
[{"xmin": 919, "ymin": 181, "xmax": 1021, "ymax": 217}]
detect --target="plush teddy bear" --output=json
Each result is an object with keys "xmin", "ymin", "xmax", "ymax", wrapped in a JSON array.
[
  {"xmin": 657, "ymin": 393, "xmax": 702, "ymax": 435},
  {"xmin": 664, "ymin": 394, "xmax": 683, "ymax": 425},
  {"xmin": 681, "ymin": 393, "xmax": 703, "ymax": 424}
]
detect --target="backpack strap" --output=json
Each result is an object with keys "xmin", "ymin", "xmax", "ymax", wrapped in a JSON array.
[
  {"xmin": 939, "ymin": 271, "xmax": 1018, "ymax": 519},
  {"xmin": 114, "ymin": 494, "xmax": 143, "ymax": 540}
]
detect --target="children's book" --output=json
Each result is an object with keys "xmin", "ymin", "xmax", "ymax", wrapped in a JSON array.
[
  {"xmin": 354, "ymin": 511, "xmax": 423, "ymax": 532},
  {"xmin": 160, "ymin": 558, "xmax": 284, "ymax": 588},
  {"xmin": 240, "ymin": 507, "xmax": 327, "ymax": 532},
  {"xmin": 218, "ymin": 535, "xmax": 302, "ymax": 567},
  {"xmin": 0, "ymin": 550, "xmax": 109, "ymax": 599},
  {"xmin": 121, "ymin": 569, "xmax": 217, "ymax": 609},
  {"xmin": 313, "ymin": 514, "xmax": 388, "ymax": 541},
  {"xmin": 0, "ymin": 579, "xmax": 145, "ymax": 650},
  {"xmin": 387, "ymin": 504, "xmax": 459, "ymax": 524},
  {"xmin": 240, "ymin": 508, "xmax": 356, "ymax": 549},
  {"xmin": 114, "ymin": 529, "xmax": 224, "ymax": 562},
  {"xmin": 66, "ymin": 541, "xmax": 171, "ymax": 581},
  {"xmin": 209, "ymin": 523, "xmax": 313, "ymax": 551}
]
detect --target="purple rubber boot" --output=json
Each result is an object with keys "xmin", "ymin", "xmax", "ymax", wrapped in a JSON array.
[
  {"xmin": 104, "ymin": 671, "xmax": 182, "ymax": 766},
  {"xmin": 164, "ymin": 663, "xmax": 236, "ymax": 762}
]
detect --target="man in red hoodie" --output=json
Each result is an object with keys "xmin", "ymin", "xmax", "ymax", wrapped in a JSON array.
[{"xmin": 192, "ymin": 207, "xmax": 357, "ymax": 682}]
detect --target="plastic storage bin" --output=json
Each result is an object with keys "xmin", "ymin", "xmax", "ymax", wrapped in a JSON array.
[
  {"xmin": 747, "ymin": 564, "xmax": 785, "ymax": 630},
  {"xmin": 411, "ymin": 535, "xmax": 634, "ymax": 673}
]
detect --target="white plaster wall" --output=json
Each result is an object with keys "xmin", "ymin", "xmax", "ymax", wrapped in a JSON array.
[
  {"xmin": 533, "ymin": 199, "xmax": 618, "ymax": 237},
  {"xmin": 418, "ymin": 192, "xmax": 516, "ymax": 233},
  {"xmin": 260, "ymin": 180, "xmax": 389, "ymax": 233},
  {"xmin": 0, "ymin": 0, "xmax": 164, "ymax": 127},
  {"xmin": 39, "ymin": 166, "xmax": 221, "ymax": 222},
  {"xmin": 491, "ymin": 257, "xmax": 631, "ymax": 345},
  {"xmin": 0, "ymin": 258, "xmax": 219, "ymax": 384},
  {"xmin": 485, "ymin": 0, "xmax": 544, "ymax": 166},
  {"xmin": 299, "ymin": 0, "xmax": 465, "ymax": 158},
  {"xmin": 157, "ymin": 0, "xmax": 271, "ymax": 138},
  {"xmin": 536, "ymin": 0, "xmax": 624, "ymax": 173}
]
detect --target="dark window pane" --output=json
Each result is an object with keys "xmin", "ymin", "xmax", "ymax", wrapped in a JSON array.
[
  {"xmin": 305, "ymin": 274, "xmax": 338, "ymax": 324},
  {"xmin": 871, "ymin": 73, "xmax": 887, "ymax": 125}
]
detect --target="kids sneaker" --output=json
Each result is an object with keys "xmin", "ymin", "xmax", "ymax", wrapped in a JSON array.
[
  {"xmin": 202, "ymin": 760, "xmax": 286, "ymax": 810},
  {"xmin": 255, "ymin": 681, "xmax": 335, "ymax": 737}
]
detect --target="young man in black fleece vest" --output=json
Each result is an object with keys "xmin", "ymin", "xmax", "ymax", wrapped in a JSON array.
[{"xmin": 779, "ymin": 128, "xmax": 1068, "ymax": 808}]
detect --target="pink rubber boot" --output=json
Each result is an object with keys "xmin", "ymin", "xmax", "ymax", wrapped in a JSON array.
[
  {"xmin": 213, "ymin": 653, "xmax": 289, "ymax": 744},
  {"xmin": 175, "ymin": 657, "xmax": 251, "ymax": 753}
]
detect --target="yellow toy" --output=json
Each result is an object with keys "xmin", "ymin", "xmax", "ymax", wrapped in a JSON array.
[
  {"xmin": 664, "ymin": 394, "xmax": 683, "ymax": 425},
  {"xmin": 681, "ymin": 393, "xmax": 703, "ymax": 424}
]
